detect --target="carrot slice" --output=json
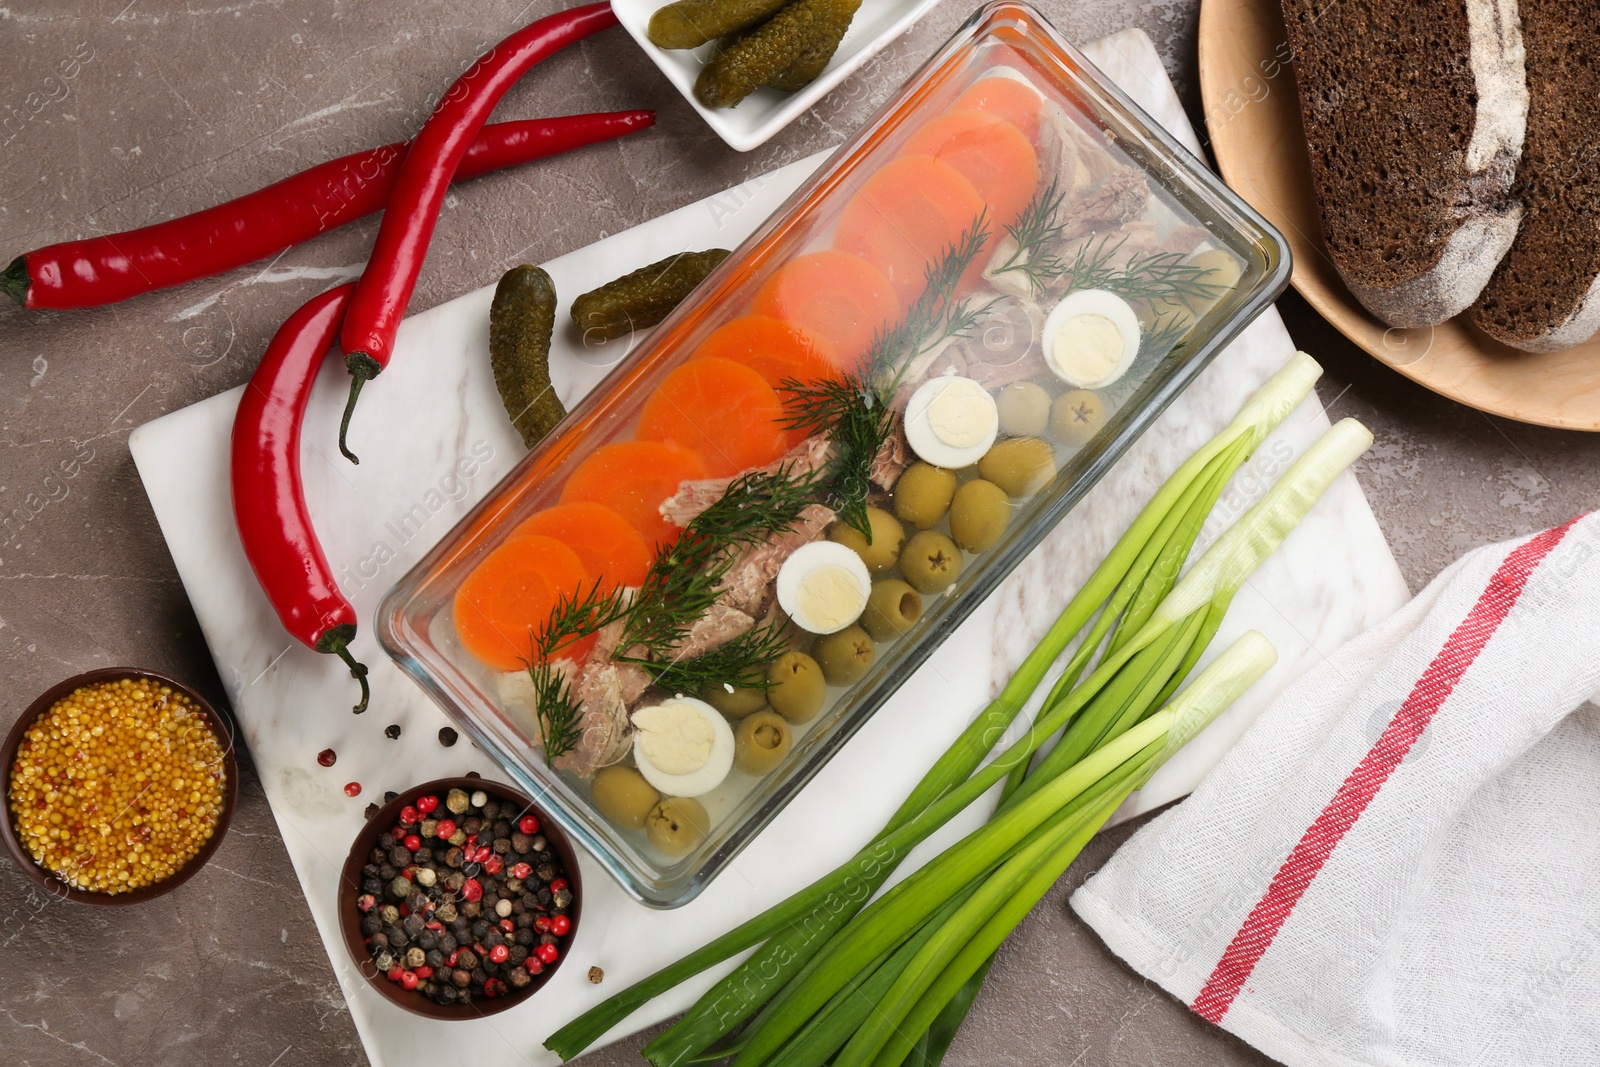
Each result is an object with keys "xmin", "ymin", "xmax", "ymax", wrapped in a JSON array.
[
  {"xmin": 833, "ymin": 154, "xmax": 989, "ymax": 309},
  {"xmin": 953, "ymin": 75, "xmax": 1043, "ymax": 142},
  {"xmin": 454, "ymin": 534, "xmax": 592, "ymax": 671},
  {"xmin": 900, "ymin": 110, "xmax": 1040, "ymax": 228},
  {"xmin": 512, "ymin": 501, "xmax": 653, "ymax": 591},
  {"xmin": 636, "ymin": 357, "xmax": 789, "ymax": 478},
  {"xmin": 750, "ymin": 251, "xmax": 900, "ymax": 373},
  {"xmin": 691, "ymin": 316, "xmax": 839, "ymax": 389},
  {"xmin": 561, "ymin": 439, "xmax": 709, "ymax": 548}
]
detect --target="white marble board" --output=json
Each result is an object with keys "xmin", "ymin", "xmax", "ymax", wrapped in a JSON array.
[{"xmin": 129, "ymin": 29, "xmax": 1410, "ymax": 1067}]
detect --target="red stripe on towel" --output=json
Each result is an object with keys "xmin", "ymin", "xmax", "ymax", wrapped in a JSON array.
[{"xmin": 1190, "ymin": 517, "xmax": 1580, "ymax": 1024}]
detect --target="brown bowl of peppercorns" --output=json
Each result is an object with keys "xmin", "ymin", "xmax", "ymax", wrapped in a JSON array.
[
  {"xmin": 1, "ymin": 667, "xmax": 239, "ymax": 906},
  {"xmin": 337, "ymin": 776, "xmax": 582, "ymax": 1018}
]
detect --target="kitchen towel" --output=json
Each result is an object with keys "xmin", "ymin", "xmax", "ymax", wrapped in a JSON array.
[{"xmin": 1071, "ymin": 512, "xmax": 1600, "ymax": 1067}]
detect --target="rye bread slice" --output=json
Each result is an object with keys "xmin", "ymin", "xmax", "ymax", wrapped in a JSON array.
[
  {"xmin": 1280, "ymin": 0, "xmax": 1528, "ymax": 327},
  {"xmin": 1466, "ymin": 3, "xmax": 1600, "ymax": 351}
]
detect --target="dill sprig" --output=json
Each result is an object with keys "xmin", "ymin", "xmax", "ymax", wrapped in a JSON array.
[
  {"xmin": 778, "ymin": 374, "xmax": 894, "ymax": 537},
  {"xmin": 645, "ymin": 618, "xmax": 793, "ymax": 696},
  {"xmin": 523, "ymin": 578, "xmax": 633, "ymax": 767},
  {"xmin": 621, "ymin": 465, "xmax": 822, "ymax": 660},
  {"xmin": 779, "ymin": 213, "xmax": 993, "ymax": 536},
  {"xmin": 992, "ymin": 179, "xmax": 1228, "ymax": 307}
]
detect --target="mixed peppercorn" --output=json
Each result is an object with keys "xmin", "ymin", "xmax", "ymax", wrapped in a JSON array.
[{"xmin": 356, "ymin": 786, "xmax": 574, "ymax": 1006}]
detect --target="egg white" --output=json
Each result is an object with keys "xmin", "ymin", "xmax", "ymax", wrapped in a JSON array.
[
  {"xmin": 776, "ymin": 541, "xmax": 872, "ymax": 635},
  {"xmin": 904, "ymin": 375, "xmax": 999, "ymax": 469},
  {"xmin": 631, "ymin": 697, "xmax": 735, "ymax": 798},
  {"xmin": 1042, "ymin": 289, "xmax": 1141, "ymax": 388}
]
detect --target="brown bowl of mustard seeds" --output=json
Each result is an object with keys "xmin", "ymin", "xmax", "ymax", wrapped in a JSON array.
[{"xmin": 1, "ymin": 667, "xmax": 238, "ymax": 905}]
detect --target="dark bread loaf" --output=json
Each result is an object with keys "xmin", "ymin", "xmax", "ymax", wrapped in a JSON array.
[
  {"xmin": 1280, "ymin": 0, "xmax": 1528, "ymax": 327},
  {"xmin": 1466, "ymin": 3, "xmax": 1600, "ymax": 351}
]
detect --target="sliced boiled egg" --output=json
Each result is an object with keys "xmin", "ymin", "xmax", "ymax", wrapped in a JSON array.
[
  {"xmin": 631, "ymin": 697, "xmax": 734, "ymax": 798},
  {"xmin": 1042, "ymin": 289, "xmax": 1141, "ymax": 389},
  {"xmin": 904, "ymin": 375, "xmax": 999, "ymax": 469},
  {"xmin": 777, "ymin": 541, "xmax": 871, "ymax": 635}
]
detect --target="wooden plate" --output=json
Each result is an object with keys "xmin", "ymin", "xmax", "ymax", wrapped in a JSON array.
[{"xmin": 1198, "ymin": 0, "xmax": 1600, "ymax": 430}]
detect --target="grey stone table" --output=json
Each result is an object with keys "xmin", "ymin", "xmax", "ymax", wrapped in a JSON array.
[{"xmin": 2, "ymin": 2, "xmax": 1595, "ymax": 1064}]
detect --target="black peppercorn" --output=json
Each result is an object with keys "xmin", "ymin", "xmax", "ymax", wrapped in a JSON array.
[
  {"xmin": 509, "ymin": 968, "xmax": 532, "ymax": 990},
  {"xmin": 461, "ymin": 900, "xmax": 481, "ymax": 919},
  {"xmin": 492, "ymin": 819, "xmax": 512, "ymax": 838},
  {"xmin": 470, "ymin": 967, "xmax": 488, "ymax": 986},
  {"xmin": 483, "ymin": 930, "xmax": 505, "ymax": 949},
  {"xmin": 456, "ymin": 950, "xmax": 479, "ymax": 970},
  {"xmin": 472, "ymin": 919, "xmax": 490, "ymax": 940},
  {"xmin": 438, "ymin": 933, "xmax": 458, "ymax": 954},
  {"xmin": 418, "ymin": 933, "xmax": 438, "ymax": 952},
  {"xmin": 515, "ymin": 928, "xmax": 534, "ymax": 946},
  {"xmin": 379, "ymin": 863, "xmax": 398, "ymax": 881},
  {"xmin": 438, "ymin": 727, "xmax": 458, "ymax": 747},
  {"xmin": 539, "ymin": 932, "xmax": 558, "ymax": 947},
  {"xmin": 384, "ymin": 724, "xmax": 401, "ymax": 740},
  {"xmin": 437, "ymin": 984, "xmax": 459, "ymax": 1003},
  {"xmin": 492, "ymin": 837, "xmax": 512, "ymax": 855},
  {"xmin": 362, "ymin": 877, "xmax": 383, "ymax": 896},
  {"xmin": 389, "ymin": 846, "xmax": 413, "ymax": 867},
  {"xmin": 408, "ymin": 890, "xmax": 429, "ymax": 914},
  {"xmin": 462, "ymin": 816, "xmax": 483, "ymax": 835},
  {"xmin": 444, "ymin": 847, "xmax": 465, "ymax": 869},
  {"xmin": 384, "ymin": 790, "xmax": 400, "ymax": 804},
  {"xmin": 451, "ymin": 968, "xmax": 472, "ymax": 988},
  {"xmin": 361, "ymin": 914, "xmax": 383, "ymax": 936},
  {"xmin": 364, "ymin": 803, "xmax": 381, "ymax": 820},
  {"xmin": 481, "ymin": 800, "xmax": 500, "ymax": 820},
  {"xmin": 510, "ymin": 832, "xmax": 533, "ymax": 853},
  {"xmin": 377, "ymin": 833, "xmax": 397, "ymax": 850},
  {"xmin": 387, "ymin": 927, "xmax": 409, "ymax": 950}
]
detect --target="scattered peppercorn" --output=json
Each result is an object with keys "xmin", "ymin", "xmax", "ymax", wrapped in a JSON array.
[
  {"xmin": 588, "ymin": 966, "xmax": 604, "ymax": 984},
  {"xmin": 363, "ymin": 803, "xmax": 380, "ymax": 820},
  {"xmin": 384, "ymin": 724, "xmax": 402, "ymax": 740},
  {"xmin": 438, "ymin": 727, "xmax": 458, "ymax": 747},
  {"xmin": 344, "ymin": 782, "xmax": 362, "ymax": 797},
  {"xmin": 7, "ymin": 677, "xmax": 228, "ymax": 893},
  {"xmin": 317, "ymin": 748, "xmax": 337, "ymax": 767}
]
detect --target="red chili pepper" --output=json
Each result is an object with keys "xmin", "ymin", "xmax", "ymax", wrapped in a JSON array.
[
  {"xmin": 336, "ymin": 1, "xmax": 619, "ymax": 462},
  {"xmin": 230, "ymin": 283, "xmax": 371, "ymax": 712},
  {"xmin": 2, "ymin": 110, "xmax": 652, "ymax": 311}
]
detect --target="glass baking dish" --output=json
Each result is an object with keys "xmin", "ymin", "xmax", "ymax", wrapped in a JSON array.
[{"xmin": 378, "ymin": 0, "xmax": 1290, "ymax": 908}]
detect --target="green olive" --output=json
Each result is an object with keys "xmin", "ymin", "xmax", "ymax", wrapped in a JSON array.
[
  {"xmin": 1186, "ymin": 249, "xmax": 1242, "ymax": 313},
  {"xmin": 704, "ymin": 683, "xmax": 768, "ymax": 718},
  {"xmin": 977, "ymin": 437, "xmax": 1055, "ymax": 497},
  {"xmin": 733, "ymin": 710, "xmax": 792, "ymax": 776},
  {"xmin": 948, "ymin": 479, "xmax": 1011, "ymax": 553},
  {"xmin": 899, "ymin": 530, "xmax": 963, "ymax": 594},
  {"xmin": 996, "ymin": 381, "xmax": 1052, "ymax": 438},
  {"xmin": 591, "ymin": 765, "xmax": 661, "ymax": 830},
  {"xmin": 892, "ymin": 463, "xmax": 957, "ymax": 530},
  {"xmin": 767, "ymin": 651, "xmax": 826, "ymax": 724},
  {"xmin": 812, "ymin": 624, "xmax": 875, "ymax": 686},
  {"xmin": 861, "ymin": 578, "xmax": 922, "ymax": 640},
  {"xmin": 646, "ymin": 797, "xmax": 709, "ymax": 856},
  {"xmin": 828, "ymin": 506, "xmax": 905, "ymax": 575},
  {"xmin": 1051, "ymin": 390, "xmax": 1106, "ymax": 446}
]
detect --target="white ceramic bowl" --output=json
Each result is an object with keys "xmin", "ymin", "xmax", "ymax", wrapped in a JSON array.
[{"xmin": 612, "ymin": 0, "xmax": 950, "ymax": 151}]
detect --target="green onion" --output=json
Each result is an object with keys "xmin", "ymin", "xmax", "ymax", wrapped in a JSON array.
[
  {"xmin": 544, "ymin": 354, "xmax": 1330, "ymax": 1064},
  {"xmin": 838, "ymin": 634, "xmax": 1278, "ymax": 1067}
]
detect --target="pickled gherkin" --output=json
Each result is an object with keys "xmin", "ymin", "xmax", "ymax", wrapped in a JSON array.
[
  {"xmin": 695, "ymin": 0, "xmax": 859, "ymax": 109},
  {"xmin": 489, "ymin": 264, "xmax": 564, "ymax": 449},
  {"xmin": 648, "ymin": 0, "xmax": 791, "ymax": 49},
  {"xmin": 767, "ymin": 0, "xmax": 859, "ymax": 91},
  {"xmin": 570, "ymin": 248, "xmax": 730, "ymax": 341}
]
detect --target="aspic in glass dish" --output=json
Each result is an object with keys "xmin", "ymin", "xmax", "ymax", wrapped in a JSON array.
[{"xmin": 379, "ymin": 0, "xmax": 1291, "ymax": 908}]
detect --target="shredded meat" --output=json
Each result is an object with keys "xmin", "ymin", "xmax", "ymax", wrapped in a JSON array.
[
  {"xmin": 556, "ymin": 663, "xmax": 632, "ymax": 777},
  {"xmin": 715, "ymin": 502, "xmax": 835, "ymax": 616},
  {"xmin": 1056, "ymin": 168, "xmax": 1149, "ymax": 244},
  {"xmin": 966, "ymin": 347, "xmax": 1050, "ymax": 390},
  {"xmin": 668, "ymin": 602, "xmax": 755, "ymax": 659},
  {"xmin": 660, "ymin": 436, "xmax": 836, "ymax": 527},
  {"xmin": 868, "ymin": 417, "xmax": 910, "ymax": 491}
]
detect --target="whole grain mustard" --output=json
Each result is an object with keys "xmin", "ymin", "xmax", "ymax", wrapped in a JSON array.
[{"xmin": 8, "ymin": 678, "xmax": 227, "ymax": 893}]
